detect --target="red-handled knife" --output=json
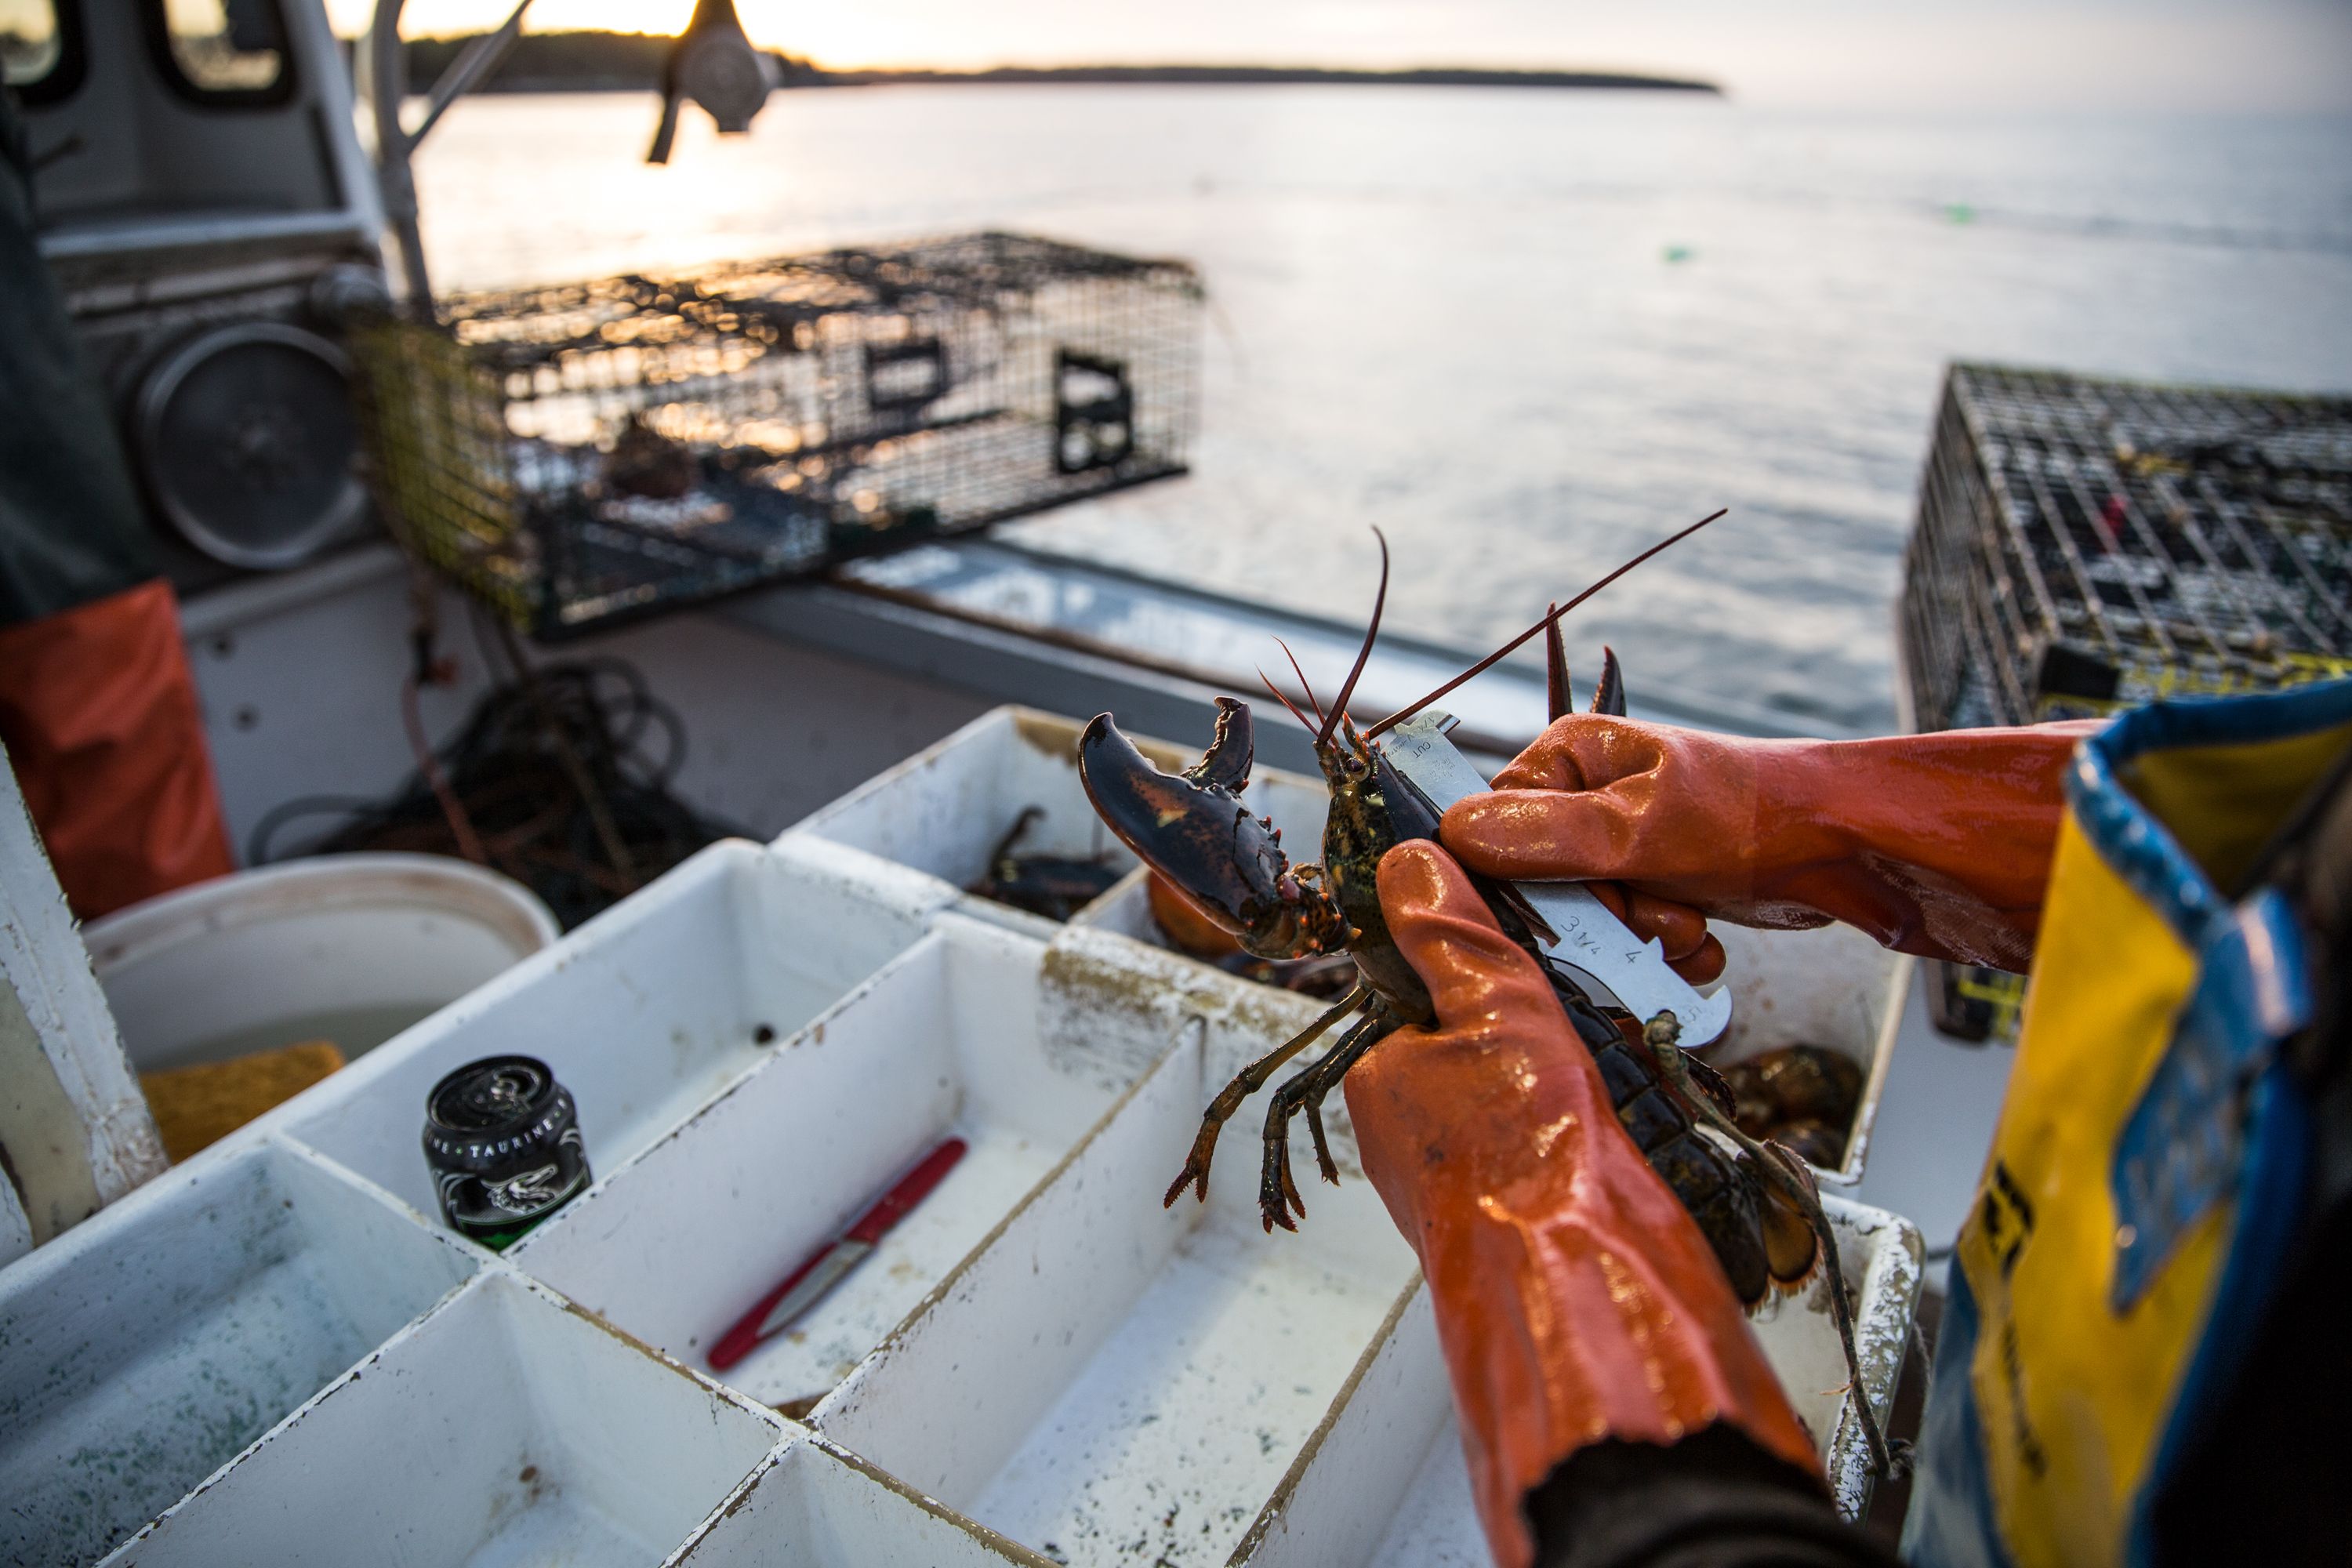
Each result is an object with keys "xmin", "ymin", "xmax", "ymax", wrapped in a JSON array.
[{"xmin": 707, "ymin": 1136, "xmax": 967, "ymax": 1372}]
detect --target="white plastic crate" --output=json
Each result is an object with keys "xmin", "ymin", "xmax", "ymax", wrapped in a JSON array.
[{"xmin": 9, "ymin": 704, "xmax": 1924, "ymax": 1565}]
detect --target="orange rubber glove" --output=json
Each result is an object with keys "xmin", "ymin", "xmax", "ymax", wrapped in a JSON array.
[
  {"xmin": 0, "ymin": 579, "xmax": 234, "ymax": 918},
  {"xmin": 1440, "ymin": 715, "xmax": 2094, "ymax": 974},
  {"xmin": 1345, "ymin": 840, "xmax": 1822, "ymax": 1568}
]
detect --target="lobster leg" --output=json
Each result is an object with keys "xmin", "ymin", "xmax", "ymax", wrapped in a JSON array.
[
  {"xmin": 1258, "ymin": 1007, "xmax": 1395, "ymax": 1232},
  {"xmin": 1298, "ymin": 1009, "xmax": 1404, "ymax": 1189},
  {"xmin": 1163, "ymin": 984, "xmax": 1370, "ymax": 1209},
  {"xmin": 1639, "ymin": 1014, "xmax": 1901, "ymax": 1479}
]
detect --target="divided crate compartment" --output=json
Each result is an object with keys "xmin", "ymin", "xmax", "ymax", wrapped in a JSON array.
[
  {"xmin": 788, "ymin": 707, "xmax": 1172, "ymax": 936},
  {"xmin": 1357, "ymin": 1413, "xmax": 1490, "ymax": 1567},
  {"xmin": 0, "ymin": 1142, "xmax": 480, "ymax": 1568},
  {"xmin": 1241, "ymin": 1196, "xmax": 1924, "ymax": 1566},
  {"xmin": 1700, "ymin": 922, "xmax": 1911, "ymax": 1185},
  {"xmin": 510, "ymin": 916, "xmax": 1131, "ymax": 1407},
  {"xmin": 674, "ymin": 1439, "xmax": 1047, "ymax": 1566},
  {"xmin": 818, "ymin": 1033, "xmax": 1421, "ymax": 1568},
  {"xmin": 289, "ymin": 840, "xmax": 928, "ymax": 1219},
  {"xmin": 104, "ymin": 1271, "xmax": 787, "ymax": 1566}
]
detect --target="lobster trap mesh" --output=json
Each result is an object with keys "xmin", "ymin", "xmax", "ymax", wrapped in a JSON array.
[
  {"xmin": 1898, "ymin": 361, "xmax": 2352, "ymax": 1037},
  {"xmin": 353, "ymin": 233, "xmax": 1203, "ymax": 637},
  {"xmin": 1901, "ymin": 362, "xmax": 2352, "ymax": 731}
]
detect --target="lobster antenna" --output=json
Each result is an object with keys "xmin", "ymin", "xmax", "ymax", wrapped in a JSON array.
[
  {"xmin": 1258, "ymin": 669, "xmax": 1319, "ymax": 737},
  {"xmin": 1363, "ymin": 509, "xmax": 1726, "ymax": 741},
  {"xmin": 1316, "ymin": 526, "xmax": 1390, "ymax": 749},
  {"xmin": 1272, "ymin": 637, "xmax": 1327, "ymax": 724}
]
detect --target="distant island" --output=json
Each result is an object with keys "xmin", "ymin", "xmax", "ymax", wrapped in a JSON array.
[{"xmin": 399, "ymin": 32, "xmax": 1720, "ymax": 96}]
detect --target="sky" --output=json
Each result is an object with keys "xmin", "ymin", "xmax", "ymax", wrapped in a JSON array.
[{"xmin": 324, "ymin": 0, "xmax": 2352, "ymax": 111}]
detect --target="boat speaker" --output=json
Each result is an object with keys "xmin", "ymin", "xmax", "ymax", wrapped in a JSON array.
[{"xmin": 132, "ymin": 321, "xmax": 369, "ymax": 571}]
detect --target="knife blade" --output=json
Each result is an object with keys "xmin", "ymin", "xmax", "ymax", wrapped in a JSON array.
[
  {"xmin": 1379, "ymin": 712, "xmax": 1734, "ymax": 1047},
  {"xmin": 707, "ymin": 1135, "xmax": 968, "ymax": 1371}
]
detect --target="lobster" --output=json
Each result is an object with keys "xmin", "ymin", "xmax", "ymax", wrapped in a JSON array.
[{"xmin": 1075, "ymin": 519, "xmax": 1896, "ymax": 1477}]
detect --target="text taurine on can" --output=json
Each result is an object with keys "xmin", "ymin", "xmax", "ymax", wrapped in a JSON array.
[{"xmin": 421, "ymin": 1055, "xmax": 590, "ymax": 1250}]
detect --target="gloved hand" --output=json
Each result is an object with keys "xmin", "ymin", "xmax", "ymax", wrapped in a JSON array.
[
  {"xmin": 1345, "ymin": 840, "xmax": 1822, "ymax": 1568},
  {"xmin": 1440, "ymin": 714, "xmax": 2092, "ymax": 974}
]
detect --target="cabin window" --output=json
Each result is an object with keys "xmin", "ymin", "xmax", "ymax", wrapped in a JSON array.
[
  {"xmin": 145, "ymin": 0, "xmax": 293, "ymax": 105},
  {"xmin": 2, "ymin": 0, "xmax": 85, "ymax": 104}
]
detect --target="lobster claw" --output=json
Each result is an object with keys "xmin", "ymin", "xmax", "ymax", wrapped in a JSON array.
[
  {"xmin": 1184, "ymin": 696, "xmax": 1254, "ymax": 793},
  {"xmin": 1078, "ymin": 707, "xmax": 1346, "ymax": 961},
  {"xmin": 1592, "ymin": 646, "xmax": 1628, "ymax": 717}
]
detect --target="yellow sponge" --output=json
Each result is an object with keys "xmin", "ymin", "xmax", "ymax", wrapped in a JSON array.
[{"xmin": 140, "ymin": 1041, "xmax": 347, "ymax": 1164}]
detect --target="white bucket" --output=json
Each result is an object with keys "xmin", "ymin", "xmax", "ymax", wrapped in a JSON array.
[{"xmin": 82, "ymin": 854, "xmax": 561, "ymax": 1072}]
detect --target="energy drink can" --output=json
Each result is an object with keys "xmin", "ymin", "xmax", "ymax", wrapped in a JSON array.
[{"xmin": 422, "ymin": 1055, "xmax": 590, "ymax": 1250}]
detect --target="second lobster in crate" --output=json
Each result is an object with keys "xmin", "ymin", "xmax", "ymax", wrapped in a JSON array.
[{"xmin": 354, "ymin": 232, "xmax": 1203, "ymax": 637}]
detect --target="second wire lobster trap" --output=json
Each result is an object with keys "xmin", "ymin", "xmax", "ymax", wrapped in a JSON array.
[{"xmin": 354, "ymin": 233, "xmax": 1203, "ymax": 637}]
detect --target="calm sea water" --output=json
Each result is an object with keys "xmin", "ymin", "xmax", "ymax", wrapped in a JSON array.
[{"xmin": 415, "ymin": 89, "xmax": 2352, "ymax": 731}]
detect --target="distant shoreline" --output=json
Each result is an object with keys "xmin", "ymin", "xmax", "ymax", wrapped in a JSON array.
[
  {"xmin": 806, "ymin": 65, "xmax": 1719, "ymax": 93},
  {"xmin": 397, "ymin": 34, "xmax": 1721, "ymax": 97}
]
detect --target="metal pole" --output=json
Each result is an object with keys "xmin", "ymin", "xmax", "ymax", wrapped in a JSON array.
[{"xmin": 360, "ymin": 0, "xmax": 536, "ymax": 316}]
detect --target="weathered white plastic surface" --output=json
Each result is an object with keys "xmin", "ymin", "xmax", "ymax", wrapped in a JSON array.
[
  {"xmin": 819, "ymin": 1032, "xmax": 1420, "ymax": 1567},
  {"xmin": 289, "ymin": 839, "xmax": 929, "ymax": 1218},
  {"xmin": 103, "ymin": 1271, "xmax": 786, "ymax": 1567},
  {"xmin": 1232, "ymin": 1286, "xmax": 1453, "ymax": 1568},
  {"xmin": 513, "ymin": 916, "xmax": 1129, "ymax": 1406},
  {"xmin": 1360, "ymin": 1412, "xmax": 1492, "ymax": 1567},
  {"xmin": 0, "ymin": 1142, "xmax": 479, "ymax": 1568},
  {"xmin": 1704, "ymin": 920, "xmax": 1911, "ymax": 1184},
  {"xmin": 671, "ymin": 1439, "xmax": 1046, "ymax": 1566},
  {"xmin": 787, "ymin": 706, "xmax": 1172, "ymax": 935}
]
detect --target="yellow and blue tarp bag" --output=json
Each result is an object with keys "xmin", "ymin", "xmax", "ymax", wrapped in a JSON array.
[{"xmin": 1904, "ymin": 678, "xmax": 2352, "ymax": 1568}]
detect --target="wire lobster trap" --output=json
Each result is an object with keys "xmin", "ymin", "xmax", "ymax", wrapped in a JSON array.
[
  {"xmin": 353, "ymin": 233, "xmax": 1203, "ymax": 637},
  {"xmin": 1901, "ymin": 362, "xmax": 2352, "ymax": 731},
  {"xmin": 1898, "ymin": 361, "xmax": 2352, "ymax": 1036}
]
